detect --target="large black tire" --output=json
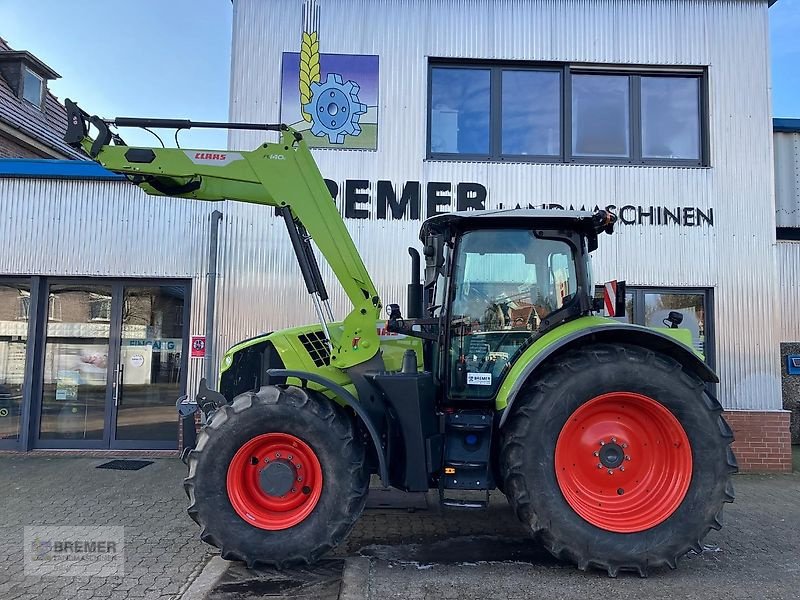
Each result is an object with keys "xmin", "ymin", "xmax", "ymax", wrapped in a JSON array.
[
  {"xmin": 500, "ymin": 344, "xmax": 737, "ymax": 577},
  {"xmin": 184, "ymin": 385, "xmax": 369, "ymax": 568}
]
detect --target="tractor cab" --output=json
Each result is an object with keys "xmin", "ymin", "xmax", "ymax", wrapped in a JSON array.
[{"xmin": 417, "ymin": 209, "xmax": 614, "ymax": 404}]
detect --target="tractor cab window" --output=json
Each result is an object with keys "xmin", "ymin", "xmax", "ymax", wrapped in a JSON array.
[{"xmin": 448, "ymin": 229, "xmax": 577, "ymax": 399}]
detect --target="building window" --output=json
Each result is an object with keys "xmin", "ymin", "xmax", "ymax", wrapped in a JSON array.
[
  {"xmin": 501, "ymin": 70, "xmax": 561, "ymax": 157},
  {"xmin": 427, "ymin": 61, "xmax": 707, "ymax": 166},
  {"xmin": 429, "ymin": 67, "xmax": 490, "ymax": 155},
  {"xmin": 22, "ymin": 67, "xmax": 44, "ymax": 109},
  {"xmin": 571, "ymin": 74, "xmax": 630, "ymax": 158}
]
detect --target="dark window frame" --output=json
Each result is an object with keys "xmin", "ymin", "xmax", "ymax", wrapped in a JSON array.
[{"xmin": 426, "ymin": 59, "xmax": 709, "ymax": 167}]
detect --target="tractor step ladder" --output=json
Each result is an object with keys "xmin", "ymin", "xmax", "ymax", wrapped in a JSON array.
[{"xmin": 438, "ymin": 409, "xmax": 493, "ymax": 509}]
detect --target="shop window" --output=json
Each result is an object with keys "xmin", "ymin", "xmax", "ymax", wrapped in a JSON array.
[
  {"xmin": 427, "ymin": 60, "xmax": 707, "ymax": 166},
  {"xmin": 1, "ymin": 280, "xmax": 30, "ymax": 442},
  {"xmin": 602, "ymin": 287, "xmax": 714, "ymax": 366}
]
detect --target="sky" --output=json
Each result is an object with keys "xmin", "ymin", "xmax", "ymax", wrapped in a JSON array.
[{"xmin": 0, "ymin": 0, "xmax": 797, "ymax": 151}]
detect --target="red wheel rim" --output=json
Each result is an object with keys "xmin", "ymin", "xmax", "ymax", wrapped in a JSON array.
[
  {"xmin": 226, "ymin": 433, "xmax": 323, "ymax": 530},
  {"xmin": 554, "ymin": 392, "xmax": 692, "ymax": 533}
]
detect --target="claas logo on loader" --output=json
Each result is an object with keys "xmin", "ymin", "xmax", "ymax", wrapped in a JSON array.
[{"xmin": 194, "ymin": 152, "xmax": 227, "ymax": 161}]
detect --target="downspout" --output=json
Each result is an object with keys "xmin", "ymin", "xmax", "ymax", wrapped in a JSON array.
[{"xmin": 205, "ymin": 210, "xmax": 223, "ymax": 387}]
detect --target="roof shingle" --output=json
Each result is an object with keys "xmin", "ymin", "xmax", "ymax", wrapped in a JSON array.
[{"xmin": 0, "ymin": 37, "xmax": 85, "ymax": 160}]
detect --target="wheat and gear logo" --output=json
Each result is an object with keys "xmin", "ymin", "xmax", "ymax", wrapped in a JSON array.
[{"xmin": 280, "ymin": 0, "xmax": 378, "ymax": 149}]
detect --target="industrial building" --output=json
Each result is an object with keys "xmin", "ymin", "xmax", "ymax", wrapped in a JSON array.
[{"xmin": 0, "ymin": 0, "xmax": 796, "ymax": 470}]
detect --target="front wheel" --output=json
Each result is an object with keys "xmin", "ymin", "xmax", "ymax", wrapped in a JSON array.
[
  {"xmin": 500, "ymin": 344, "xmax": 737, "ymax": 577},
  {"xmin": 184, "ymin": 385, "xmax": 369, "ymax": 568}
]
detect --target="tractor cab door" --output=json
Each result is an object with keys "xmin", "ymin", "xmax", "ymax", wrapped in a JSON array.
[{"xmin": 443, "ymin": 228, "xmax": 581, "ymax": 402}]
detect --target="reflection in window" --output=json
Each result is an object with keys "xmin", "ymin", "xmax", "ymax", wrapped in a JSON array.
[
  {"xmin": 0, "ymin": 281, "xmax": 30, "ymax": 440},
  {"xmin": 89, "ymin": 293, "xmax": 111, "ymax": 322},
  {"xmin": 40, "ymin": 285, "xmax": 111, "ymax": 441},
  {"xmin": 430, "ymin": 67, "xmax": 490, "ymax": 154},
  {"xmin": 644, "ymin": 293, "xmax": 706, "ymax": 354},
  {"xmin": 501, "ymin": 70, "xmax": 561, "ymax": 156},
  {"xmin": 641, "ymin": 77, "xmax": 700, "ymax": 160},
  {"xmin": 572, "ymin": 74, "xmax": 630, "ymax": 158}
]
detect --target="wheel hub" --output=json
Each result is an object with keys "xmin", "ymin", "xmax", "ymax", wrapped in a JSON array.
[
  {"xmin": 598, "ymin": 442, "xmax": 625, "ymax": 469},
  {"xmin": 259, "ymin": 460, "xmax": 296, "ymax": 497}
]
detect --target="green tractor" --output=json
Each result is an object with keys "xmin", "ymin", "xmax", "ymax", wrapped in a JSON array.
[{"xmin": 65, "ymin": 101, "xmax": 736, "ymax": 577}]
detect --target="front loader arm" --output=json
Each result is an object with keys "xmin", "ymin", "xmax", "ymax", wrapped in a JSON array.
[{"xmin": 64, "ymin": 100, "xmax": 381, "ymax": 368}]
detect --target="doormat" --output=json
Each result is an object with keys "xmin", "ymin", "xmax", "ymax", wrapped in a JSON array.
[{"xmin": 96, "ymin": 459, "xmax": 154, "ymax": 471}]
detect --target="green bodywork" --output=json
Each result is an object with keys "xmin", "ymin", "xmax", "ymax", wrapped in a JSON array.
[
  {"xmin": 73, "ymin": 126, "xmax": 383, "ymax": 369},
  {"xmin": 69, "ymin": 104, "xmax": 702, "ymax": 417},
  {"xmin": 220, "ymin": 315, "xmax": 696, "ymax": 412},
  {"xmin": 220, "ymin": 323, "xmax": 423, "ymax": 403}
]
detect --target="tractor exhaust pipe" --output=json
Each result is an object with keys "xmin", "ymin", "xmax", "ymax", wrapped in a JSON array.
[{"xmin": 407, "ymin": 247, "xmax": 423, "ymax": 319}]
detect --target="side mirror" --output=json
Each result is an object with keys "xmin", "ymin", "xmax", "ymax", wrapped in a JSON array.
[
  {"xmin": 423, "ymin": 234, "xmax": 445, "ymax": 287},
  {"xmin": 663, "ymin": 311, "xmax": 684, "ymax": 329}
]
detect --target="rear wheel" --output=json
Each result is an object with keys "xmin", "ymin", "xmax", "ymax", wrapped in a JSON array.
[
  {"xmin": 184, "ymin": 385, "xmax": 369, "ymax": 568},
  {"xmin": 500, "ymin": 344, "xmax": 737, "ymax": 576}
]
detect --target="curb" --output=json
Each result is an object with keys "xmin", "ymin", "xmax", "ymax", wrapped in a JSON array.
[
  {"xmin": 177, "ymin": 555, "xmax": 229, "ymax": 600},
  {"xmin": 339, "ymin": 556, "xmax": 371, "ymax": 600}
]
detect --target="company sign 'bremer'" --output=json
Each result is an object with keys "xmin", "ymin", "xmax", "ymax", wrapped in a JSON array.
[{"xmin": 324, "ymin": 179, "xmax": 714, "ymax": 227}]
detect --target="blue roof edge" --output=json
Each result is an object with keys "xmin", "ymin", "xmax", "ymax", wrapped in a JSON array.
[
  {"xmin": 774, "ymin": 118, "xmax": 800, "ymax": 133},
  {"xmin": 0, "ymin": 158, "xmax": 125, "ymax": 180}
]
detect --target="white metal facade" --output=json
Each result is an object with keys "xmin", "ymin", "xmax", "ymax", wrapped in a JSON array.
[
  {"xmin": 775, "ymin": 130, "xmax": 800, "ymax": 228},
  {"xmin": 224, "ymin": 0, "xmax": 780, "ymax": 410},
  {"xmin": 0, "ymin": 0, "xmax": 783, "ymax": 413}
]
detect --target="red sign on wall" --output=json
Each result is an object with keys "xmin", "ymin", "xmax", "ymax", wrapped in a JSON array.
[{"xmin": 190, "ymin": 335, "xmax": 206, "ymax": 359}]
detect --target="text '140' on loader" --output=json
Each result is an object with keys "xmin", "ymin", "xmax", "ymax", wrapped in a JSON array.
[{"xmin": 64, "ymin": 100, "xmax": 737, "ymax": 577}]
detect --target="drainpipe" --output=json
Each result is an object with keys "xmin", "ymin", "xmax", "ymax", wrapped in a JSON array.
[{"xmin": 205, "ymin": 210, "xmax": 223, "ymax": 387}]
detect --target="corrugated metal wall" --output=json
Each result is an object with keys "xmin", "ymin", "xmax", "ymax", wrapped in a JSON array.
[
  {"xmin": 778, "ymin": 242, "xmax": 800, "ymax": 343},
  {"xmin": 775, "ymin": 131, "xmax": 800, "ymax": 228},
  {"xmin": 224, "ymin": 0, "xmax": 780, "ymax": 410},
  {"xmin": 0, "ymin": 0, "xmax": 782, "ymax": 413},
  {"xmin": 0, "ymin": 177, "xmax": 216, "ymax": 402}
]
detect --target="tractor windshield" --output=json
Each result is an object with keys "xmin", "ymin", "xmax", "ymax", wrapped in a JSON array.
[{"xmin": 448, "ymin": 229, "xmax": 578, "ymax": 400}]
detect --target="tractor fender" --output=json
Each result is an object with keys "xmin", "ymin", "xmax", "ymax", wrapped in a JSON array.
[
  {"xmin": 497, "ymin": 324, "xmax": 718, "ymax": 428},
  {"xmin": 266, "ymin": 368, "xmax": 389, "ymax": 486}
]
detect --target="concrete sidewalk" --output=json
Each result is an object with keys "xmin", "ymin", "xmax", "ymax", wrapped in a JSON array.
[
  {"xmin": 1, "ymin": 453, "xmax": 799, "ymax": 600},
  {"xmin": 0, "ymin": 455, "xmax": 211, "ymax": 600}
]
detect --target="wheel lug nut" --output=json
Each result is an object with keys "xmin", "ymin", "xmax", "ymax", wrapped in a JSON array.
[
  {"xmin": 625, "ymin": 455, "xmax": 631, "ymax": 461},
  {"xmin": 288, "ymin": 455, "xmax": 293, "ymax": 460},
  {"xmin": 291, "ymin": 488, "xmax": 296, "ymax": 493},
  {"xmin": 599, "ymin": 440, "xmax": 605, "ymax": 446},
  {"xmin": 297, "ymin": 477, "xmax": 303, "ymax": 482},
  {"xmin": 621, "ymin": 443, "xmax": 628, "ymax": 449},
  {"xmin": 620, "ymin": 466, "xmax": 625, "ymax": 472},
  {"xmin": 276, "ymin": 452, "xmax": 281, "ymax": 458},
  {"xmin": 593, "ymin": 451, "xmax": 599, "ymax": 457},
  {"xmin": 607, "ymin": 469, "xmax": 613, "ymax": 475},
  {"xmin": 611, "ymin": 437, "xmax": 617, "ymax": 443},
  {"xmin": 597, "ymin": 463, "xmax": 603, "ymax": 469}
]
